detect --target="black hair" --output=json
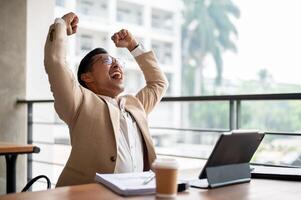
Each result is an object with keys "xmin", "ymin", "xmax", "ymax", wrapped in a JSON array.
[{"xmin": 77, "ymin": 47, "xmax": 108, "ymax": 88}]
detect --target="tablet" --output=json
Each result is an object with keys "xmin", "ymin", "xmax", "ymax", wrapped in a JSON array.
[{"xmin": 190, "ymin": 131, "xmax": 264, "ymax": 188}]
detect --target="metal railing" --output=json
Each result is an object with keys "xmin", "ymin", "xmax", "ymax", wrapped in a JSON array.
[{"xmin": 17, "ymin": 92, "xmax": 301, "ymax": 183}]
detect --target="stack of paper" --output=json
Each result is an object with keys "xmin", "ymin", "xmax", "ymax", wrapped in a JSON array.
[{"xmin": 95, "ymin": 171, "xmax": 156, "ymax": 196}]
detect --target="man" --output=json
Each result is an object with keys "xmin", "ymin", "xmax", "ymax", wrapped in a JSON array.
[{"xmin": 44, "ymin": 12, "xmax": 168, "ymax": 187}]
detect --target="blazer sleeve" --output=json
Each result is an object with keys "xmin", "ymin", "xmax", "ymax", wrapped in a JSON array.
[
  {"xmin": 135, "ymin": 51, "xmax": 169, "ymax": 115},
  {"xmin": 44, "ymin": 22, "xmax": 83, "ymax": 127}
]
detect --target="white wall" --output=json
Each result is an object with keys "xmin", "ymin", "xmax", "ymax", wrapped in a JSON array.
[{"xmin": 0, "ymin": 0, "xmax": 27, "ymax": 194}]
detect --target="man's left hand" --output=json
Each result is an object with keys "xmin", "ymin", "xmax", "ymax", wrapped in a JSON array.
[{"xmin": 111, "ymin": 29, "xmax": 138, "ymax": 51}]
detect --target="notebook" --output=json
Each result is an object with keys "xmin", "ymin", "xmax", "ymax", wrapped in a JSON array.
[{"xmin": 95, "ymin": 171, "xmax": 156, "ymax": 196}]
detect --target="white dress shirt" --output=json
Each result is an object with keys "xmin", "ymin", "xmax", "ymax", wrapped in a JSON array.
[{"xmin": 100, "ymin": 95, "xmax": 145, "ymax": 173}]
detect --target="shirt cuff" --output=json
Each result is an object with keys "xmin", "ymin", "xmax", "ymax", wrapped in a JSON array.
[
  {"xmin": 54, "ymin": 18, "xmax": 66, "ymax": 27},
  {"xmin": 130, "ymin": 44, "xmax": 147, "ymax": 57}
]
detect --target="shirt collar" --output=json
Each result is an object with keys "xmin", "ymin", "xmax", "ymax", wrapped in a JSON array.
[{"xmin": 98, "ymin": 94, "xmax": 126, "ymax": 111}]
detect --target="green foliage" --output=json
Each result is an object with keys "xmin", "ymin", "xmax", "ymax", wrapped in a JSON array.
[
  {"xmin": 180, "ymin": 1, "xmax": 301, "ymax": 166},
  {"xmin": 188, "ymin": 102, "xmax": 229, "ymax": 129},
  {"xmin": 181, "ymin": 0, "xmax": 240, "ymax": 94},
  {"xmin": 185, "ymin": 79, "xmax": 301, "ymax": 132},
  {"xmin": 241, "ymin": 101, "xmax": 301, "ymax": 132}
]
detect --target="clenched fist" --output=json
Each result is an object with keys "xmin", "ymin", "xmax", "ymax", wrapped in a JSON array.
[
  {"xmin": 62, "ymin": 12, "xmax": 79, "ymax": 35},
  {"xmin": 111, "ymin": 29, "xmax": 138, "ymax": 51}
]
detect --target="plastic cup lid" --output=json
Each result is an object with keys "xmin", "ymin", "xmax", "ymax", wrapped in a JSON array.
[{"xmin": 152, "ymin": 158, "xmax": 179, "ymax": 169}]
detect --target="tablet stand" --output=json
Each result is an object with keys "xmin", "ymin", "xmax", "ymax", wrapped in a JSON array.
[{"xmin": 205, "ymin": 163, "xmax": 251, "ymax": 188}]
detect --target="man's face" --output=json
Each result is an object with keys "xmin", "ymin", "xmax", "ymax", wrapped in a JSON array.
[{"xmin": 85, "ymin": 53, "xmax": 125, "ymax": 97}]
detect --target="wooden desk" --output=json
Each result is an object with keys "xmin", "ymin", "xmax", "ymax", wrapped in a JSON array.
[
  {"xmin": 0, "ymin": 179, "xmax": 300, "ymax": 200},
  {"xmin": 0, "ymin": 142, "xmax": 40, "ymax": 194}
]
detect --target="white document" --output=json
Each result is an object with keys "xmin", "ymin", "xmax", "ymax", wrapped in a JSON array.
[{"xmin": 95, "ymin": 171, "xmax": 156, "ymax": 196}]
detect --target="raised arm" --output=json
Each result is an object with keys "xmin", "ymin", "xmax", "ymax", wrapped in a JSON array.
[
  {"xmin": 111, "ymin": 29, "xmax": 169, "ymax": 114},
  {"xmin": 44, "ymin": 12, "xmax": 82, "ymax": 127},
  {"xmin": 133, "ymin": 51, "xmax": 169, "ymax": 114}
]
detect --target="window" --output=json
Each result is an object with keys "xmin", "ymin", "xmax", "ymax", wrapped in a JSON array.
[
  {"xmin": 55, "ymin": 0, "xmax": 65, "ymax": 7},
  {"xmin": 79, "ymin": 34, "xmax": 93, "ymax": 54},
  {"xmin": 151, "ymin": 40, "xmax": 173, "ymax": 65},
  {"xmin": 77, "ymin": 0, "xmax": 109, "ymax": 19},
  {"xmin": 117, "ymin": 0, "xmax": 144, "ymax": 25},
  {"xmin": 151, "ymin": 8, "xmax": 174, "ymax": 32},
  {"xmin": 150, "ymin": 0, "xmax": 301, "ymax": 168},
  {"xmin": 124, "ymin": 70, "xmax": 144, "ymax": 94},
  {"xmin": 77, "ymin": 0, "xmax": 94, "ymax": 15},
  {"xmin": 76, "ymin": 31, "xmax": 108, "ymax": 57}
]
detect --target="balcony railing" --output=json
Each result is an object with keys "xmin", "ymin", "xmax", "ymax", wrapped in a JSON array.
[{"xmin": 17, "ymin": 93, "xmax": 301, "ymax": 187}]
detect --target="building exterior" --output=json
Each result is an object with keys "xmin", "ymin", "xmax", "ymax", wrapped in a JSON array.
[{"xmin": 55, "ymin": 0, "xmax": 182, "ymax": 97}]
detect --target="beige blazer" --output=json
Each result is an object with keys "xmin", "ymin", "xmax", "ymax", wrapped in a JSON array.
[{"xmin": 44, "ymin": 23, "xmax": 168, "ymax": 187}]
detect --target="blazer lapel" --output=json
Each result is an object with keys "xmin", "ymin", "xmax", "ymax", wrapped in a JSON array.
[
  {"xmin": 125, "ymin": 104, "xmax": 151, "ymax": 143},
  {"xmin": 124, "ymin": 101, "xmax": 156, "ymax": 164},
  {"xmin": 98, "ymin": 96, "xmax": 120, "ymax": 144}
]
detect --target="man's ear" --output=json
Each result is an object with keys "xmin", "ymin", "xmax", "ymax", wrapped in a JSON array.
[{"xmin": 81, "ymin": 72, "xmax": 94, "ymax": 84}]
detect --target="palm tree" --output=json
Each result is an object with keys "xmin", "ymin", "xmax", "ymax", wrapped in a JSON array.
[{"xmin": 182, "ymin": 0, "xmax": 240, "ymax": 95}]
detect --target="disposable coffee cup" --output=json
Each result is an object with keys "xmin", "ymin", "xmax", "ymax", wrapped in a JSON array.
[{"xmin": 152, "ymin": 158, "xmax": 179, "ymax": 198}]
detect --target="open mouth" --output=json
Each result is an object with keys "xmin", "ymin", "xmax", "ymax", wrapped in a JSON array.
[{"xmin": 110, "ymin": 71, "xmax": 122, "ymax": 80}]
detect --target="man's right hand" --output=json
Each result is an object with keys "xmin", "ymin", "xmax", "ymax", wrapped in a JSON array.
[{"xmin": 62, "ymin": 12, "xmax": 79, "ymax": 35}]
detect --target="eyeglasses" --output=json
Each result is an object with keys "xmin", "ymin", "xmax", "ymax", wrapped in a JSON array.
[{"xmin": 91, "ymin": 55, "xmax": 125, "ymax": 68}]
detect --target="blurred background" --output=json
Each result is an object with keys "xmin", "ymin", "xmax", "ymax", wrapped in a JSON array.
[{"xmin": 0, "ymin": 0, "xmax": 301, "ymax": 193}]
